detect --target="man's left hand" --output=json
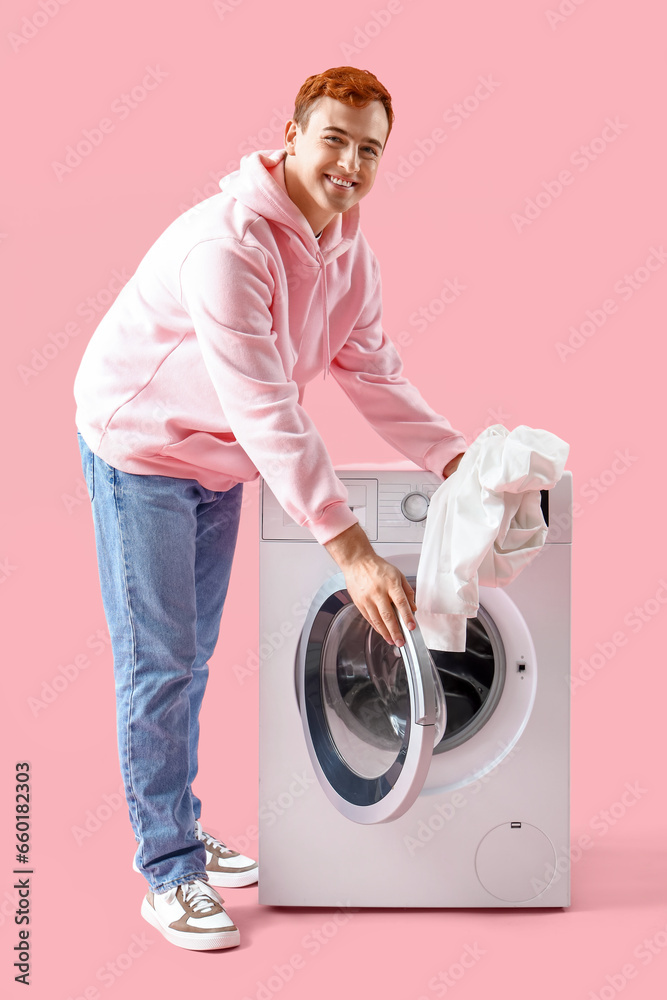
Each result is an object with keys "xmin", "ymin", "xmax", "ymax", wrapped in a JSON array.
[{"xmin": 443, "ymin": 451, "xmax": 465, "ymax": 478}]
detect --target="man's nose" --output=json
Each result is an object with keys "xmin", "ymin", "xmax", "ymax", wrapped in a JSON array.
[{"xmin": 338, "ymin": 145, "xmax": 360, "ymax": 173}]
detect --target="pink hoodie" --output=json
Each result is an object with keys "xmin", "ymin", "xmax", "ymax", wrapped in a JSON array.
[{"xmin": 74, "ymin": 148, "xmax": 467, "ymax": 543}]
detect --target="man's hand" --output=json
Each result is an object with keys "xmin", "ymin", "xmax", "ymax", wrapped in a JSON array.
[
  {"xmin": 323, "ymin": 523, "xmax": 417, "ymax": 647},
  {"xmin": 443, "ymin": 451, "xmax": 465, "ymax": 478}
]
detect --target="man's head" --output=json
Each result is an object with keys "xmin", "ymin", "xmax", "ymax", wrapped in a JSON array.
[
  {"xmin": 283, "ymin": 66, "xmax": 394, "ymax": 236},
  {"xmin": 292, "ymin": 66, "xmax": 394, "ymax": 142}
]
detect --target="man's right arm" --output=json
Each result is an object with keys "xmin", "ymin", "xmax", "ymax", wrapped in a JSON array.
[{"xmin": 179, "ymin": 237, "xmax": 358, "ymax": 546}]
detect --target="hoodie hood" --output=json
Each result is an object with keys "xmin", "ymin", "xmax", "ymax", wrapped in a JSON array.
[
  {"xmin": 219, "ymin": 148, "xmax": 360, "ymax": 263},
  {"xmin": 219, "ymin": 150, "xmax": 360, "ymax": 377}
]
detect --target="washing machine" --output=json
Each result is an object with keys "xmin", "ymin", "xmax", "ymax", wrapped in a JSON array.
[{"xmin": 258, "ymin": 464, "xmax": 572, "ymax": 908}]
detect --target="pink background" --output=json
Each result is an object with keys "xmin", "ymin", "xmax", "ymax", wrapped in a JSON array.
[{"xmin": 2, "ymin": 0, "xmax": 665, "ymax": 997}]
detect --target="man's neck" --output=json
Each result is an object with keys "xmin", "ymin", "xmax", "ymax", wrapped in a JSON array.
[{"xmin": 284, "ymin": 156, "xmax": 333, "ymax": 237}]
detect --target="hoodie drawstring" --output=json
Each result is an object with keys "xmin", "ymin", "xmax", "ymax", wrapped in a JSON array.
[{"xmin": 316, "ymin": 248, "xmax": 330, "ymax": 379}]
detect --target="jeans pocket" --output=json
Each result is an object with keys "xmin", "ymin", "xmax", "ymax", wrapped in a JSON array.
[{"xmin": 77, "ymin": 431, "xmax": 95, "ymax": 502}]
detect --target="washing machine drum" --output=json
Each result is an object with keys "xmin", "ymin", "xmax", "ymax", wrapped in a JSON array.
[{"xmin": 296, "ymin": 573, "xmax": 506, "ymax": 824}]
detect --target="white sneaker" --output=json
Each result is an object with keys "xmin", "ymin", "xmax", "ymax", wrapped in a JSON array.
[
  {"xmin": 141, "ymin": 879, "xmax": 240, "ymax": 951},
  {"xmin": 195, "ymin": 821, "xmax": 258, "ymax": 888}
]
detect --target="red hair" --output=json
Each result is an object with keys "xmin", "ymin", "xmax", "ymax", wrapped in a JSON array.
[{"xmin": 293, "ymin": 66, "xmax": 394, "ymax": 143}]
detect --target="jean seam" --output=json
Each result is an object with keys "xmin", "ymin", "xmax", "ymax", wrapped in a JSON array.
[
  {"xmin": 113, "ymin": 468, "xmax": 142, "ymax": 849},
  {"xmin": 88, "ymin": 450, "xmax": 95, "ymax": 502}
]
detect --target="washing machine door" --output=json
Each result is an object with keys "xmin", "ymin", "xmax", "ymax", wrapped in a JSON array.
[{"xmin": 296, "ymin": 572, "xmax": 446, "ymax": 824}]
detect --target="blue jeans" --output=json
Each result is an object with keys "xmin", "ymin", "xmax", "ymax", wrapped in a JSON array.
[{"xmin": 77, "ymin": 432, "xmax": 243, "ymax": 892}]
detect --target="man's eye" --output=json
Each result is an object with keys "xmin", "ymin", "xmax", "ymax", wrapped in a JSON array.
[{"xmin": 324, "ymin": 135, "xmax": 342, "ymax": 142}]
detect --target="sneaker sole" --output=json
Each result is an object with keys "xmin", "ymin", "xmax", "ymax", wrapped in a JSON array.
[
  {"xmin": 205, "ymin": 866, "xmax": 258, "ymax": 888},
  {"xmin": 140, "ymin": 896, "xmax": 240, "ymax": 951}
]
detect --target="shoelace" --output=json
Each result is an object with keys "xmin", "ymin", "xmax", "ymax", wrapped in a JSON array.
[
  {"xmin": 196, "ymin": 822, "xmax": 237, "ymax": 855},
  {"xmin": 200, "ymin": 829, "xmax": 228, "ymax": 851},
  {"xmin": 166, "ymin": 880, "xmax": 219, "ymax": 913}
]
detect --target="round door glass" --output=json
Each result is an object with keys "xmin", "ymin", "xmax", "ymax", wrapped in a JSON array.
[
  {"xmin": 320, "ymin": 602, "xmax": 445, "ymax": 780},
  {"xmin": 321, "ymin": 603, "xmax": 407, "ymax": 779}
]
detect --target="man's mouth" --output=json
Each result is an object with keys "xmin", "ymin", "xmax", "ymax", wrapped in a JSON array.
[{"xmin": 325, "ymin": 174, "xmax": 357, "ymax": 189}]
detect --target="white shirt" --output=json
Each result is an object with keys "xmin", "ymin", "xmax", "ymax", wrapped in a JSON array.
[{"xmin": 415, "ymin": 424, "xmax": 570, "ymax": 651}]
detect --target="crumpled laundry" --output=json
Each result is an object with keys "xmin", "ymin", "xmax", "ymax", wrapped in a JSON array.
[{"xmin": 415, "ymin": 424, "xmax": 570, "ymax": 652}]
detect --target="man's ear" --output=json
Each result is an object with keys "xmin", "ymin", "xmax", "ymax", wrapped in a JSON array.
[{"xmin": 284, "ymin": 119, "xmax": 298, "ymax": 155}]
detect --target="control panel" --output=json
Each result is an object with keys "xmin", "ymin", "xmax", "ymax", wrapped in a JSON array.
[
  {"xmin": 260, "ymin": 468, "xmax": 572, "ymax": 544},
  {"xmin": 261, "ymin": 468, "xmax": 442, "ymax": 542}
]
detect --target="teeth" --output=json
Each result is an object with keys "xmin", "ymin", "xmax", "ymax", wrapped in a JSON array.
[{"xmin": 327, "ymin": 174, "xmax": 354, "ymax": 188}]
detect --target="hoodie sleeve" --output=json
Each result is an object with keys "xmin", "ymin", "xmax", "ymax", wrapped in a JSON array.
[
  {"xmin": 329, "ymin": 257, "xmax": 468, "ymax": 478},
  {"xmin": 179, "ymin": 236, "xmax": 359, "ymax": 544}
]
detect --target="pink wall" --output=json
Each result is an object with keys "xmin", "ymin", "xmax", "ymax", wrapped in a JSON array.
[{"xmin": 2, "ymin": 1, "xmax": 664, "ymax": 997}]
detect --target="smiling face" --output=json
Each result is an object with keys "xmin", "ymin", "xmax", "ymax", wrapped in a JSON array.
[{"xmin": 283, "ymin": 95, "xmax": 390, "ymax": 236}]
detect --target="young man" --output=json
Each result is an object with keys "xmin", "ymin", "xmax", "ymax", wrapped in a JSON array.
[{"xmin": 74, "ymin": 66, "xmax": 466, "ymax": 951}]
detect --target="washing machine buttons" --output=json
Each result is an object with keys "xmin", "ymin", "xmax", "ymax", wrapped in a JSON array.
[{"xmin": 400, "ymin": 491, "xmax": 430, "ymax": 522}]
